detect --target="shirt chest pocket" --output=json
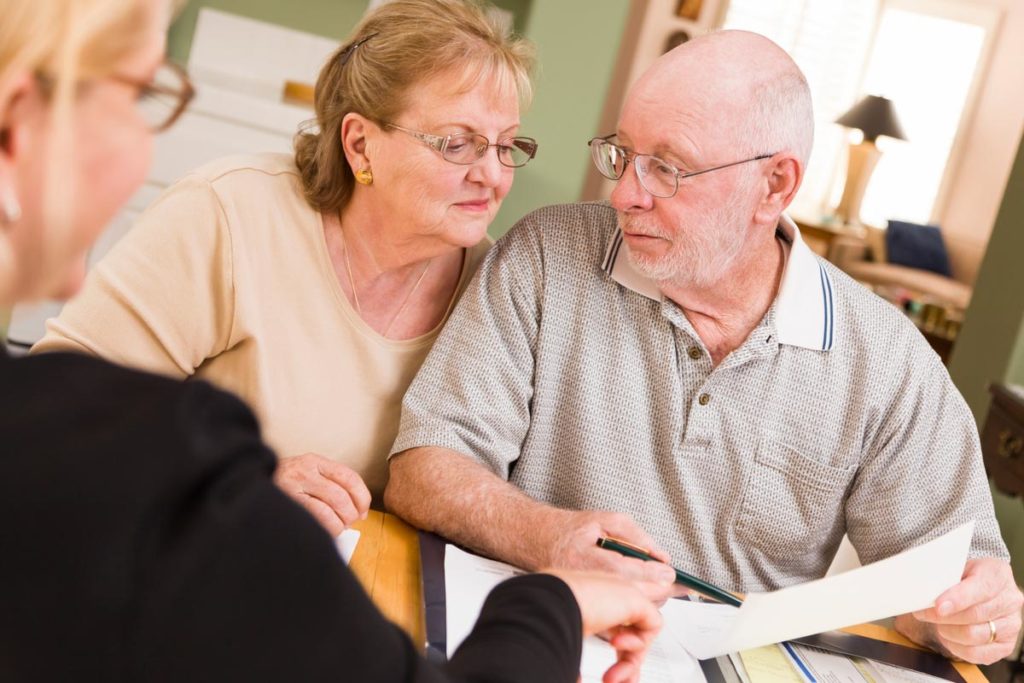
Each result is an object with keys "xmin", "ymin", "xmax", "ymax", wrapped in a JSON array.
[{"xmin": 734, "ymin": 440, "xmax": 855, "ymax": 560}]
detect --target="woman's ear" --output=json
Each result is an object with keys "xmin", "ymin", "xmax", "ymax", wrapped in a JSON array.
[
  {"xmin": 340, "ymin": 112, "xmax": 376, "ymax": 172},
  {"xmin": 0, "ymin": 71, "xmax": 39, "ymax": 224}
]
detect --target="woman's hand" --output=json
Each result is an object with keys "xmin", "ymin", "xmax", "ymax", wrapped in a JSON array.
[
  {"xmin": 273, "ymin": 453, "xmax": 371, "ymax": 535},
  {"xmin": 545, "ymin": 569, "xmax": 673, "ymax": 683}
]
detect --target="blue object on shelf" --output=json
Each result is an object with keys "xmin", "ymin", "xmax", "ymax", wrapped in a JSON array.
[{"xmin": 885, "ymin": 219, "xmax": 952, "ymax": 277}]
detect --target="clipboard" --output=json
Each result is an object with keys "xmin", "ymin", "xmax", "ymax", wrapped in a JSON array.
[{"xmin": 420, "ymin": 531, "xmax": 448, "ymax": 664}]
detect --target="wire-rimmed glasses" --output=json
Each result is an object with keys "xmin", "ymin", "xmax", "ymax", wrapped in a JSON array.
[
  {"xmin": 386, "ymin": 123, "xmax": 538, "ymax": 168},
  {"xmin": 588, "ymin": 134, "xmax": 774, "ymax": 198}
]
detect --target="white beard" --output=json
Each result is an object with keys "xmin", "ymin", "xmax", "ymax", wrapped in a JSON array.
[{"xmin": 619, "ymin": 192, "xmax": 752, "ymax": 290}]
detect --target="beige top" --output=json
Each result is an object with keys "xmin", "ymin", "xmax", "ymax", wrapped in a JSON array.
[{"xmin": 35, "ymin": 153, "xmax": 490, "ymax": 500}]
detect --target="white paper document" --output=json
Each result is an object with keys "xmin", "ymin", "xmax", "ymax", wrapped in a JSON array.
[
  {"xmin": 665, "ymin": 521, "xmax": 974, "ymax": 659},
  {"xmin": 444, "ymin": 545, "xmax": 706, "ymax": 683},
  {"xmin": 334, "ymin": 529, "xmax": 361, "ymax": 564},
  {"xmin": 441, "ymin": 521, "xmax": 971, "ymax": 678}
]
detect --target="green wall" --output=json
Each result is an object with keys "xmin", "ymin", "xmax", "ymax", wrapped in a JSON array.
[
  {"xmin": 989, "ymin": 139, "xmax": 1024, "ymax": 586},
  {"xmin": 169, "ymin": 0, "xmax": 533, "ymax": 63},
  {"xmin": 166, "ymin": 0, "xmax": 627, "ymax": 237},
  {"xmin": 949, "ymin": 135, "xmax": 1024, "ymax": 426},
  {"xmin": 490, "ymin": 1, "xmax": 631, "ymax": 237},
  {"xmin": 948, "ymin": 133, "xmax": 1024, "ymax": 583},
  {"xmin": 1006, "ymin": 303, "xmax": 1024, "ymax": 385},
  {"xmin": 169, "ymin": 0, "xmax": 369, "ymax": 62}
]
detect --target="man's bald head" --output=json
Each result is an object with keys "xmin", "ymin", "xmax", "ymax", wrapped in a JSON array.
[{"xmin": 627, "ymin": 30, "xmax": 813, "ymax": 167}]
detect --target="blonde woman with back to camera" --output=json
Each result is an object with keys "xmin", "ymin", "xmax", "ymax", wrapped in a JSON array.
[
  {"xmin": 34, "ymin": 0, "xmax": 537, "ymax": 534},
  {"xmin": 1, "ymin": 0, "xmax": 670, "ymax": 680}
]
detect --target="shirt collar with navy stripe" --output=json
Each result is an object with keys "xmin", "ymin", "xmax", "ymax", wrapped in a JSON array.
[{"xmin": 602, "ymin": 213, "xmax": 836, "ymax": 352}]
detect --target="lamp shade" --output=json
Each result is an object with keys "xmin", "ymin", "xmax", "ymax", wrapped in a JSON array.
[{"xmin": 835, "ymin": 95, "xmax": 907, "ymax": 143}]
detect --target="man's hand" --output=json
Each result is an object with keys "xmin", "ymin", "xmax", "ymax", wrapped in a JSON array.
[
  {"xmin": 897, "ymin": 557, "xmax": 1023, "ymax": 665},
  {"xmin": 546, "ymin": 569, "xmax": 673, "ymax": 683},
  {"xmin": 539, "ymin": 509, "xmax": 678, "ymax": 587},
  {"xmin": 273, "ymin": 453, "xmax": 371, "ymax": 536}
]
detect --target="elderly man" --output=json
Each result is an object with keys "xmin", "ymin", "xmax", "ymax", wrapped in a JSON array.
[{"xmin": 384, "ymin": 30, "xmax": 1022, "ymax": 664}]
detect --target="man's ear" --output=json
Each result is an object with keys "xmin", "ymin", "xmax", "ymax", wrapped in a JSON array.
[
  {"xmin": 340, "ymin": 112, "xmax": 376, "ymax": 172},
  {"xmin": 753, "ymin": 153, "xmax": 802, "ymax": 225}
]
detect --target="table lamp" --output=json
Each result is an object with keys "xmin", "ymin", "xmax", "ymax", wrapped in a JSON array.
[{"xmin": 834, "ymin": 95, "xmax": 907, "ymax": 225}]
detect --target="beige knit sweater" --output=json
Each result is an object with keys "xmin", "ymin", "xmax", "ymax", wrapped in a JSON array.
[{"xmin": 35, "ymin": 153, "xmax": 490, "ymax": 500}]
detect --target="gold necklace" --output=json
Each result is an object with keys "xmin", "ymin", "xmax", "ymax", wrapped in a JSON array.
[{"xmin": 340, "ymin": 226, "xmax": 432, "ymax": 337}]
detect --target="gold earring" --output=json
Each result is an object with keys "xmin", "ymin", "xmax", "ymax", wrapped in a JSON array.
[
  {"xmin": 0, "ymin": 187, "xmax": 21, "ymax": 225},
  {"xmin": 355, "ymin": 168, "xmax": 373, "ymax": 186}
]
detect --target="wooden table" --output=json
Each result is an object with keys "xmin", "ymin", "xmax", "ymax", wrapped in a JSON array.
[
  {"xmin": 350, "ymin": 511, "xmax": 986, "ymax": 682},
  {"xmin": 793, "ymin": 216, "xmax": 867, "ymax": 259},
  {"xmin": 350, "ymin": 511, "xmax": 425, "ymax": 646}
]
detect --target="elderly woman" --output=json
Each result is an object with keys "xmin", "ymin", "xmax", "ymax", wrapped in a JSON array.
[
  {"xmin": 34, "ymin": 0, "xmax": 538, "ymax": 534},
  {"xmin": 1, "ymin": 0, "xmax": 667, "ymax": 680}
]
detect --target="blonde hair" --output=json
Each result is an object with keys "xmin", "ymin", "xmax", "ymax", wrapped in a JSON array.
[
  {"xmin": 294, "ymin": 0, "xmax": 535, "ymax": 215},
  {"xmin": 0, "ymin": 0, "xmax": 154, "ymax": 304}
]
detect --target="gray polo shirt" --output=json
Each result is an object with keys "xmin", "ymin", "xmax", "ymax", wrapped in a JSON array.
[{"xmin": 392, "ymin": 201, "xmax": 1007, "ymax": 592}]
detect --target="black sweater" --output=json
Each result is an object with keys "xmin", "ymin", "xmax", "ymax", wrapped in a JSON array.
[{"xmin": 0, "ymin": 350, "xmax": 582, "ymax": 681}]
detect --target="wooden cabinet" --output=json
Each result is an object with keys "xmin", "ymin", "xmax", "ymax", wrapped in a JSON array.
[{"xmin": 982, "ymin": 383, "xmax": 1024, "ymax": 497}]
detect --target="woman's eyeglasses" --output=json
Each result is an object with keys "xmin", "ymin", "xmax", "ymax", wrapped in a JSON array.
[
  {"xmin": 116, "ymin": 61, "xmax": 195, "ymax": 133},
  {"xmin": 386, "ymin": 123, "xmax": 538, "ymax": 168},
  {"xmin": 37, "ymin": 60, "xmax": 195, "ymax": 134}
]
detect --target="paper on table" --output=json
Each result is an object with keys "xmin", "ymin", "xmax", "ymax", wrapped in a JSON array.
[
  {"xmin": 663, "ymin": 599, "xmax": 739, "ymax": 656},
  {"xmin": 444, "ymin": 545, "xmax": 706, "ymax": 683},
  {"xmin": 738, "ymin": 645, "xmax": 805, "ymax": 683},
  {"xmin": 793, "ymin": 644, "xmax": 870, "ymax": 683},
  {"xmin": 666, "ymin": 521, "xmax": 974, "ymax": 659},
  {"xmin": 334, "ymin": 529, "xmax": 360, "ymax": 564},
  {"xmin": 444, "ymin": 545, "xmax": 526, "ymax": 657},
  {"xmin": 579, "ymin": 633, "xmax": 704, "ymax": 683},
  {"xmin": 730, "ymin": 652, "xmax": 752, "ymax": 683}
]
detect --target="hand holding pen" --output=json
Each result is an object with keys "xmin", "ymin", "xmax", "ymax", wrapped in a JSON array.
[
  {"xmin": 540, "ymin": 509, "xmax": 679, "ymax": 586},
  {"xmin": 597, "ymin": 536, "xmax": 743, "ymax": 607}
]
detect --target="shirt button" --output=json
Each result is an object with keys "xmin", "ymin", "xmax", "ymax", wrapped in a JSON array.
[
  {"xmin": 698, "ymin": 393, "xmax": 711, "ymax": 406},
  {"xmin": 688, "ymin": 346, "xmax": 701, "ymax": 360}
]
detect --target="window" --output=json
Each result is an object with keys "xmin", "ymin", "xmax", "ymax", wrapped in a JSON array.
[{"xmin": 723, "ymin": 0, "xmax": 998, "ymax": 227}]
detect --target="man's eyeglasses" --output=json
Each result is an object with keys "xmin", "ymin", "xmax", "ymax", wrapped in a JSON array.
[
  {"xmin": 36, "ymin": 60, "xmax": 195, "ymax": 133},
  {"xmin": 386, "ymin": 123, "xmax": 538, "ymax": 168},
  {"xmin": 588, "ymin": 134, "xmax": 775, "ymax": 198}
]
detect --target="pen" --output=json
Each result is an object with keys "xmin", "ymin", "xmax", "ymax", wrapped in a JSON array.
[{"xmin": 597, "ymin": 536, "xmax": 743, "ymax": 607}]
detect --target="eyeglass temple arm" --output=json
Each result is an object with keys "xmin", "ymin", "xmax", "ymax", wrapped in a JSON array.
[{"xmin": 678, "ymin": 152, "xmax": 776, "ymax": 179}]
